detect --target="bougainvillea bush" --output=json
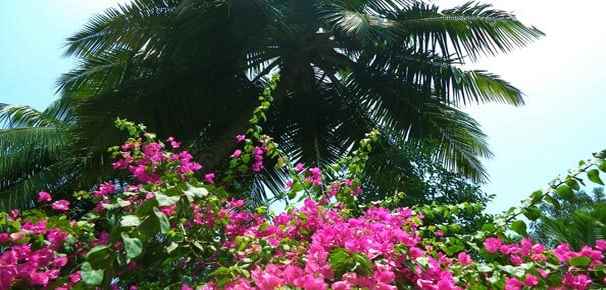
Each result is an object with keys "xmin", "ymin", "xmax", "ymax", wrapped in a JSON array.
[{"xmin": 2, "ymin": 116, "xmax": 606, "ymax": 290}]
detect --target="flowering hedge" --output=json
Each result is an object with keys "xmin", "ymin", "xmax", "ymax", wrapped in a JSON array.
[{"xmin": 2, "ymin": 115, "xmax": 606, "ymax": 289}]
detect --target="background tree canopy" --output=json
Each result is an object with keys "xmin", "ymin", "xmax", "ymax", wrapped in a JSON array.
[{"xmin": 0, "ymin": 0, "xmax": 543, "ymax": 209}]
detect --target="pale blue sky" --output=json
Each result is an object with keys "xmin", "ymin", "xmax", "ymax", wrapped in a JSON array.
[{"xmin": 1, "ymin": 0, "xmax": 605, "ymax": 212}]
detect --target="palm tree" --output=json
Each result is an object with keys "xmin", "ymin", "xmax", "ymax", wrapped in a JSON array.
[
  {"xmin": 3, "ymin": 0, "xmax": 543, "ymax": 206},
  {"xmin": 0, "ymin": 101, "xmax": 80, "ymax": 208},
  {"xmin": 0, "ymin": 98, "xmax": 123, "ymax": 209}
]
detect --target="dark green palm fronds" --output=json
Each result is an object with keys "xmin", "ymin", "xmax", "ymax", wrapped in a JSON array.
[{"xmin": 0, "ymin": 0, "xmax": 542, "ymax": 207}]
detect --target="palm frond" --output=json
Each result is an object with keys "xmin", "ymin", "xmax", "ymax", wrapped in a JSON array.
[
  {"xmin": 0, "ymin": 105, "xmax": 62, "ymax": 128},
  {"xmin": 383, "ymin": 1, "xmax": 544, "ymax": 59},
  {"xmin": 359, "ymin": 48, "xmax": 524, "ymax": 106},
  {"xmin": 64, "ymin": 0, "xmax": 178, "ymax": 58}
]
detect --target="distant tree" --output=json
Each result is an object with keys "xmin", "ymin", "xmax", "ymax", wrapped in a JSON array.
[{"xmin": 532, "ymin": 187, "xmax": 606, "ymax": 249}]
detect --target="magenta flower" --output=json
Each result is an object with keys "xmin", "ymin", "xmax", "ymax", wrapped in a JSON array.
[
  {"xmin": 37, "ymin": 191, "xmax": 52, "ymax": 203},
  {"xmin": 524, "ymin": 274, "xmax": 539, "ymax": 286},
  {"xmin": 457, "ymin": 252, "xmax": 472, "ymax": 265},
  {"xmin": 230, "ymin": 149, "xmax": 242, "ymax": 158},
  {"xmin": 68, "ymin": 272, "xmax": 81, "ymax": 284},
  {"xmin": 93, "ymin": 182, "xmax": 115, "ymax": 198},
  {"xmin": 483, "ymin": 237, "xmax": 501, "ymax": 253},
  {"xmin": 235, "ymin": 134, "xmax": 246, "ymax": 143},
  {"xmin": 30, "ymin": 272, "xmax": 50, "ymax": 286},
  {"xmin": 51, "ymin": 200, "xmax": 70, "ymax": 212},
  {"xmin": 596, "ymin": 239, "xmax": 606, "ymax": 251},
  {"xmin": 294, "ymin": 162, "xmax": 305, "ymax": 172},
  {"xmin": 0, "ymin": 233, "xmax": 9, "ymax": 243},
  {"xmin": 306, "ymin": 167, "xmax": 322, "ymax": 186},
  {"xmin": 504, "ymin": 277, "xmax": 522, "ymax": 290},
  {"xmin": 167, "ymin": 136, "xmax": 181, "ymax": 148},
  {"xmin": 204, "ymin": 173, "xmax": 216, "ymax": 184}
]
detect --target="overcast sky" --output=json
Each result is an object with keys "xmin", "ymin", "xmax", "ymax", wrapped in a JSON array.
[{"xmin": 1, "ymin": 0, "xmax": 605, "ymax": 212}]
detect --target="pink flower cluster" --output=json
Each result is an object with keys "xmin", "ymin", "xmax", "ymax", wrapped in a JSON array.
[
  {"xmin": 306, "ymin": 167, "xmax": 322, "ymax": 186},
  {"xmin": 0, "ymin": 219, "xmax": 72, "ymax": 289},
  {"xmin": 209, "ymin": 198, "xmax": 465, "ymax": 290},
  {"xmin": 484, "ymin": 237, "xmax": 606, "ymax": 290},
  {"xmin": 93, "ymin": 182, "xmax": 115, "ymax": 198},
  {"xmin": 112, "ymin": 139, "xmax": 201, "ymax": 184},
  {"xmin": 5, "ymin": 132, "xmax": 606, "ymax": 289},
  {"xmin": 252, "ymin": 146, "xmax": 265, "ymax": 172}
]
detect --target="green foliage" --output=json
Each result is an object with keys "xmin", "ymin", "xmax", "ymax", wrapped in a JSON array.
[{"xmin": 28, "ymin": 0, "xmax": 541, "ymax": 209}]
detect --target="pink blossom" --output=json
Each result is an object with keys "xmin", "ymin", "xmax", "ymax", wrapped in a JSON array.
[
  {"xmin": 307, "ymin": 167, "xmax": 322, "ymax": 186},
  {"xmin": 93, "ymin": 182, "xmax": 115, "ymax": 198},
  {"xmin": 30, "ymin": 271, "xmax": 50, "ymax": 286},
  {"xmin": 236, "ymin": 134, "xmax": 246, "ymax": 143},
  {"xmin": 483, "ymin": 237, "xmax": 501, "ymax": 253},
  {"xmin": 167, "ymin": 136, "xmax": 181, "ymax": 148},
  {"xmin": 504, "ymin": 277, "xmax": 523, "ymax": 290},
  {"xmin": 0, "ymin": 233, "xmax": 9, "ymax": 243},
  {"xmin": 332, "ymin": 281, "xmax": 352, "ymax": 290},
  {"xmin": 51, "ymin": 200, "xmax": 70, "ymax": 212},
  {"xmin": 231, "ymin": 149, "xmax": 242, "ymax": 158},
  {"xmin": 457, "ymin": 252, "xmax": 472, "ymax": 265},
  {"xmin": 204, "ymin": 173, "xmax": 216, "ymax": 184},
  {"xmin": 294, "ymin": 162, "xmax": 305, "ymax": 172},
  {"xmin": 69, "ymin": 272, "xmax": 81, "ymax": 283},
  {"xmin": 524, "ymin": 274, "xmax": 539, "ymax": 286},
  {"xmin": 37, "ymin": 191, "xmax": 52, "ymax": 203}
]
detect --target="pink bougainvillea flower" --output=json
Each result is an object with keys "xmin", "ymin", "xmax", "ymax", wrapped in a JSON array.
[
  {"xmin": 596, "ymin": 239, "xmax": 606, "ymax": 251},
  {"xmin": 204, "ymin": 173, "xmax": 216, "ymax": 184},
  {"xmin": 51, "ymin": 200, "xmax": 70, "ymax": 212},
  {"xmin": 483, "ymin": 237, "xmax": 502, "ymax": 253},
  {"xmin": 524, "ymin": 274, "xmax": 539, "ymax": 286},
  {"xmin": 37, "ymin": 191, "xmax": 52, "ymax": 203},
  {"xmin": 69, "ymin": 272, "xmax": 81, "ymax": 284},
  {"xmin": 504, "ymin": 277, "xmax": 523, "ymax": 290},
  {"xmin": 230, "ymin": 149, "xmax": 242, "ymax": 158},
  {"xmin": 294, "ymin": 162, "xmax": 305, "ymax": 172},
  {"xmin": 457, "ymin": 252, "xmax": 472, "ymax": 265},
  {"xmin": 167, "ymin": 136, "xmax": 181, "ymax": 148}
]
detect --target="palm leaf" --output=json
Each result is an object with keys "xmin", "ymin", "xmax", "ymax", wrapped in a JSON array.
[{"xmin": 383, "ymin": 1, "xmax": 544, "ymax": 59}]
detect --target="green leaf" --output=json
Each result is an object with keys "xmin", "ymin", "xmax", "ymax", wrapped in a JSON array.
[
  {"xmin": 184, "ymin": 184, "xmax": 208, "ymax": 200},
  {"xmin": 569, "ymin": 256, "xmax": 591, "ymax": 267},
  {"xmin": 510, "ymin": 220, "xmax": 527, "ymax": 236},
  {"xmin": 588, "ymin": 169, "xmax": 604, "ymax": 185},
  {"xmin": 546, "ymin": 272, "xmax": 562, "ymax": 286},
  {"xmin": 352, "ymin": 253, "xmax": 373, "ymax": 276},
  {"xmin": 599, "ymin": 160, "xmax": 606, "ymax": 172},
  {"xmin": 522, "ymin": 206, "xmax": 542, "ymax": 221},
  {"xmin": 211, "ymin": 267, "xmax": 233, "ymax": 287},
  {"xmin": 121, "ymin": 232, "xmax": 143, "ymax": 260},
  {"xmin": 476, "ymin": 263, "xmax": 493, "ymax": 273},
  {"xmin": 565, "ymin": 178, "xmax": 580, "ymax": 190},
  {"xmin": 120, "ymin": 215, "xmax": 141, "ymax": 227},
  {"xmin": 85, "ymin": 245, "xmax": 111, "ymax": 268},
  {"xmin": 155, "ymin": 192, "xmax": 180, "ymax": 207},
  {"xmin": 153, "ymin": 207, "xmax": 170, "ymax": 234},
  {"xmin": 544, "ymin": 195, "xmax": 561, "ymax": 210},
  {"xmin": 529, "ymin": 190, "xmax": 543, "ymax": 203},
  {"xmin": 81, "ymin": 262, "xmax": 104, "ymax": 285},
  {"xmin": 329, "ymin": 248, "xmax": 354, "ymax": 278},
  {"xmin": 555, "ymin": 184, "xmax": 574, "ymax": 201}
]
